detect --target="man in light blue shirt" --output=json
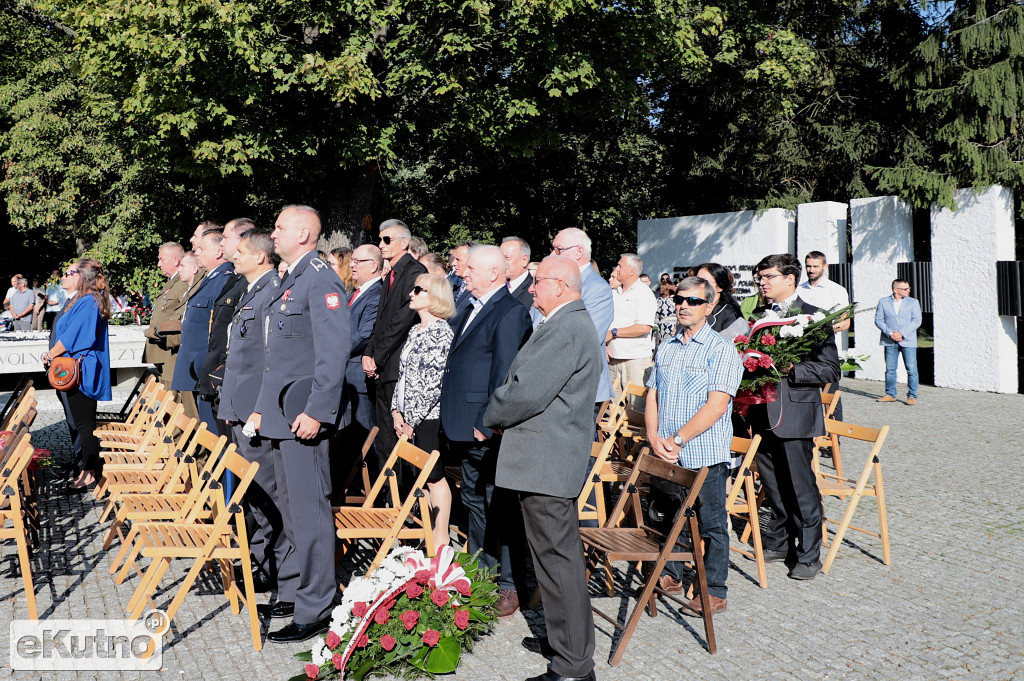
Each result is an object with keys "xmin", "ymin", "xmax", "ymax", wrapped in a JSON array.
[
  {"xmin": 645, "ymin": 276, "xmax": 743, "ymax": 616},
  {"xmin": 874, "ymin": 278, "xmax": 922, "ymax": 404}
]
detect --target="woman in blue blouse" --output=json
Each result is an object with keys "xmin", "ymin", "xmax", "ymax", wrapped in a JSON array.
[
  {"xmin": 391, "ymin": 274, "xmax": 455, "ymax": 549},
  {"xmin": 43, "ymin": 258, "xmax": 112, "ymax": 493}
]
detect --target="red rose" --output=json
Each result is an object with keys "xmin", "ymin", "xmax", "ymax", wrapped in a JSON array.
[
  {"xmin": 325, "ymin": 631, "xmax": 341, "ymax": 649},
  {"xmin": 761, "ymin": 333, "xmax": 776, "ymax": 346},
  {"xmin": 415, "ymin": 569, "xmax": 431, "ymax": 585},
  {"xmin": 743, "ymin": 356, "xmax": 760, "ymax": 372},
  {"xmin": 400, "ymin": 610, "xmax": 420, "ymax": 631},
  {"xmin": 373, "ymin": 607, "xmax": 390, "ymax": 625},
  {"xmin": 356, "ymin": 634, "xmax": 370, "ymax": 648},
  {"xmin": 422, "ymin": 629, "xmax": 441, "ymax": 647},
  {"xmin": 352, "ymin": 602, "xmax": 369, "ymax": 618},
  {"xmin": 734, "ymin": 334, "xmax": 749, "ymax": 344},
  {"xmin": 305, "ymin": 663, "xmax": 320, "ymax": 679},
  {"xmin": 332, "ymin": 653, "xmax": 344, "ymax": 670},
  {"xmin": 380, "ymin": 634, "xmax": 397, "ymax": 651},
  {"xmin": 757, "ymin": 354, "xmax": 773, "ymax": 369},
  {"xmin": 430, "ymin": 589, "xmax": 450, "ymax": 608},
  {"xmin": 453, "ymin": 609, "xmax": 470, "ymax": 630},
  {"xmin": 406, "ymin": 582, "xmax": 424, "ymax": 599},
  {"xmin": 454, "ymin": 580, "xmax": 471, "ymax": 597}
]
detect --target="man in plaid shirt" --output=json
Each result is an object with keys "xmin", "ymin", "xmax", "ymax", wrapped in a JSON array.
[{"xmin": 645, "ymin": 276, "xmax": 743, "ymax": 616}]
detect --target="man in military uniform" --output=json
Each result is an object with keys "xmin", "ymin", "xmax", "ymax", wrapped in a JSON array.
[
  {"xmin": 248, "ymin": 205, "xmax": 350, "ymax": 643},
  {"xmin": 218, "ymin": 227, "xmax": 282, "ymax": 592},
  {"xmin": 144, "ymin": 242, "xmax": 189, "ymax": 386}
]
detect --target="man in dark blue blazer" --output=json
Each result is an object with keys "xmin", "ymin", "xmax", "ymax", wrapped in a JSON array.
[
  {"xmin": 501, "ymin": 236, "xmax": 535, "ymax": 308},
  {"xmin": 335, "ymin": 244, "xmax": 384, "ymax": 491},
  {"xmin": 172, "ymin": 228, "xmax": 234, "ymax": 431},
  {"xmin": 441, "ymin": 245, "xmax": 532, "ymax": 618}
]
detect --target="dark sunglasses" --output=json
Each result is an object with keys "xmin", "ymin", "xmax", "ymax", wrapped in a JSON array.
[
  {"xmin": 411, "ymin": 285, "xmax": 427, "ymax": 295},
  {"xmin": 674, "ymin": 295, "xmax": 708, "ymax": 307},
  {"xmin": 64, "ymin": 269, "xmax": 78, "ymax": 276}
]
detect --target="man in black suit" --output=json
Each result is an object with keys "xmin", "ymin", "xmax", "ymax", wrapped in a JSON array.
[
  {"xmin": 750, "ymin": 253, "xmax": 840, "ymax": 581},
  {"xmin": 484, "ymin": 255, "xmax": 601, "ymax": 681},
  {"xmin": 441, "ymin": 245, "xmax": 532, "ymax": 618},
  {"xmin": 198, "ymin": 217, "xmax": 252, "ymax": 436},
  {"xmin": 501, "ymin": 236, "xmax": 534, "ymax": 308},
  {"xmin": 362, "ymin": 219, "xmax": 427, "ymax": 467}
]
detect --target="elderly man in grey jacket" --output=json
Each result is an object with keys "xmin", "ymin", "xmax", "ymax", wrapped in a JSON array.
[{"xmin": 484, "ymin": 255, "xmax": 601, "ymax": 681}]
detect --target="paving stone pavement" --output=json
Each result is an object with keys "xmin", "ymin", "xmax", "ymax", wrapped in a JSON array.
[{"xmin": 1, "ymin": 379, "xmax": 1021, "ymax": 680}]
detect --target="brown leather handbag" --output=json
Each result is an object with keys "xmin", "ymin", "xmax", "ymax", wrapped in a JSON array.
[{"xmin": 47, "ymin": 356, "xmax": 83, "ymax": 392}]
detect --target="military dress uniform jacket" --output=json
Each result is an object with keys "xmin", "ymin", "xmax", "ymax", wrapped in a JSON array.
[
  {"xmin": 143, "ymin": 273, "xmax": 190, "ymax": 364},
  {"xmin": 217, "ymin": 270, "xmax": 278, "ymax": 424},
  {"xmin": 171, "ymin": 263, "xmax": 232, "ymax": 392},
  {"xmin": 254, "ymin": 250, "xmax": 352, "ymax": 440},
  {"xmin": 199, "ymin": 272, "xmax": 249, "ymax": 396}
]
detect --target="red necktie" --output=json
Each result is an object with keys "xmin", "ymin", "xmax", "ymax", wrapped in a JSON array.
[
  {"xmin": 348, "ymin": 290, "xmax": 359, "ymax": 307},
  {"xmin": 389, "ymin": 270, "xmax": 395, "ymax": 289}
]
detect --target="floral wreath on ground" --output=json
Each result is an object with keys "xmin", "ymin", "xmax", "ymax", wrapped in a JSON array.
[
  {"xmin": 732, "ymin": 303, "xmax": 858, "ymax": 416},
  {"xmin": 293, "ymin": 545, "xmax": 499, "ymax": 681}
]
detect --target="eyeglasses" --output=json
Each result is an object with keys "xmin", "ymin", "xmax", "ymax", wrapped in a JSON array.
[
  {"xmin": 411, "ymin": 285, "xmax": 427, "ymax": 295},
  {"xmin": 533, "ymin": 276, "xmax": 563, "ymax": 284},
  {"xmin": 351, "ymin": 258, "xmax": 375, "ymax": 265},
  {"xmin": 552, "ymin": 244, "xmax": 580, "ymax": 255},
  {"xmin": 674, "ymin": 295, "xmax": 708, "ymax": 307},
  {"xmin": 753, "ymin": 273, "xmax": 783, "ymax": 284},
  {"xmin": 894, "ymin": 286, "xmax": 910, "ymax": 291},
  {"xmin": 64, "ymin": 269, "xmax": 78, "ymax": 276}
]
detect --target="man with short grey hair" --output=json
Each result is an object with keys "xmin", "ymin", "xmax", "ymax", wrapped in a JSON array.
[
  {"xmin": 8, "ymin": 277, "xmax": 35, "ymax": 331},
  {"xmin": 607, "ymin": 253, "xmax": 657, "ymax": 403},
  {"xmin": 501, "ymin": 236, "xmax": 533, "ymax": 308},
  {"xmin": 550, "ymin": 228, "xmax": 614, "ymax": 404}
]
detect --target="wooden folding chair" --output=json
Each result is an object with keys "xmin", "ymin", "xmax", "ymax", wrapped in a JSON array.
[
  {"xmin": 581, "ymin": 453, "xmax": 714, "ymax": 663},
  {"xmin": 96, "ymin": 371, "xmax": 159, "ymax": 425},
  {"xmin": 0, "ymin": 378, "xmax": 33, "ymax": 432},
  {"xmin": 725, "ymin": 435, "xmax": 766, "ymax": 588},
  {"xmin": 816, "ymin": 387, "xmax": 844, "ymax": 476},
  {"xmin": 94, "ymin": 384, "xmax": 170, "ymax": 439},
  {"xmin": 0, "ymin": 432, "xmax": 39, "ymax": 619},
  {"xmin": 100, "ymin": 403, "xmax": 192, "ymax": 469},
  {"xmin": 335, "ymin": 426, "xmax": 378, "ymax": 506},
  {"xmin": 815, "ymin": 419, "xmax": 890, "ymax": 574},
  {"xmin": 123, "ymin": 446, "xmax": 262, "ymax": 650},
  {"xmin": 333, "ymin": 437, "xmax": 441, "ymax": 575},
  {"xmin": 95, "ymin": 392, "xmax": 178, "ymax": 453}
]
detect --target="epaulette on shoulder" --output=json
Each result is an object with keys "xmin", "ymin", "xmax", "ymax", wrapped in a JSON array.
[{"xmin": 310, "ymin": 258, "xmax": 327, "ymax": 272}]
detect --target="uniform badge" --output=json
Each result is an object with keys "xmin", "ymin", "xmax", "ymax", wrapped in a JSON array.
[
  {"xmin": 311, "ymin": 258, "xmax": 327, "ymax": 272},
  {"xmin": 282, "ymin": 288, "xmax": 292, "ymax": 302},
  {"xmin": 325, "ymin": 293, "xmax": 340, "ymax": 309}
]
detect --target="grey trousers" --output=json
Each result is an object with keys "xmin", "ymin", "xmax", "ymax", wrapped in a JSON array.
[
  {"xmin": 272, "ymin": 436, "xmax": 335, "ymax": 625},
  {"xmin": 520, "ymin": 493, "xmax": 595, "ymax": 678},
  {"xmin": 231, "ymin": 425, "xmax": 284, "ymax": 581}
]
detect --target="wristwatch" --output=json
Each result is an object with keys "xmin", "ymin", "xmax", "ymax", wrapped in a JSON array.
[
  {"xmin": 610, "ymin": 328, "xmax": 619, "ymax": 338},
  {"xmin": 673, "ymin": 433, "xmax": 685, "ymax": 447}
]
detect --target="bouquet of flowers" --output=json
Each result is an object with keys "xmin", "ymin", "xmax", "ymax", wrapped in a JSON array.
[
  {"xmin": 293, "ymin": 545, "xmax": 498, "ymax": 681},
  {"xmin": 732, "ymin": 303, "xmax": 855, "ymax": 416},
  {"xmin": 838, "ymin": 349, "xmax": 869, "ymax": 372}
]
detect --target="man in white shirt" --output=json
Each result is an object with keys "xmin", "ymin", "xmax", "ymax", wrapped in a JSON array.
[
  {"xmin": 798, "ymin": 251, "xmax": 850, "ymax": 419},
  {"xmin": 606, "ymin": 253, "xmax": 657, "ymax": 404}
]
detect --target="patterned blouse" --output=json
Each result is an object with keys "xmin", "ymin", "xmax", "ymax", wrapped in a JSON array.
[
  {"xmin": 392, "ymin": 319, "xmax": 455, "ymax": 427},
  {"xmin": 656, "ymin": 294, "xmax": 677, "ymax": 340}
]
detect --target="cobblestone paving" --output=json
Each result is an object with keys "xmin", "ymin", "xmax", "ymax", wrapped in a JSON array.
[{"xmin": 1, "ymin": 379, "xmax": 1021, "ymax": 680}]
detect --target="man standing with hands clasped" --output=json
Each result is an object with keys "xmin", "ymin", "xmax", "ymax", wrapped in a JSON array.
[
  {"xmin": 875, "ymin": 279, "xmax": 922, "ymax": 405},
  {"xmin": 644, "ymin": 276, "xmax": 743, "ymax": 615},
  {"xmin": 484, "ymin": 255, "xmax": 601, "ymax": 681},
  {"xmin": 248, "ymin": 205, "xmax": 351, "ymax": 643}
]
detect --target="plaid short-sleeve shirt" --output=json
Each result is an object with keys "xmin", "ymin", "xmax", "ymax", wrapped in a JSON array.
[{"xmin": 646, "ymin": 321, "xmax": 744, "ymax": 468}]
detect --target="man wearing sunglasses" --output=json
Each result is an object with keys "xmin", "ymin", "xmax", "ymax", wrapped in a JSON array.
[
  {"xmin": 363, "ymin": 219, "xmax": 427, "ymax": 469},
  {"xmin": 645, "ymin": 276, "xmax": 743, "ymax": 615},
  {"xmin": 749, "ymin": 253, "xmax": 840, "ymax": 581}
]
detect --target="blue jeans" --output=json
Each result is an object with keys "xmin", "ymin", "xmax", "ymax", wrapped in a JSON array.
[
  {"xmin": 661, "ymin": 462, "xmax": 730, "ymax": 599},
  {"xmin": 884, "ymin": 344, "xmax": 919, "ymax": 399}
]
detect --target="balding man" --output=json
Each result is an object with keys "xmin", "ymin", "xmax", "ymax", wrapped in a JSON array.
[
  {"xmin": 441, "ymin": 245, "xmax": 532, "ymax": 618},
  {"xmin": 607, "ymin": 253, "xmax": 657, "ymax": 404},
  {"xmin": 501, "ymin": 236, "xmax": 534, "ymax": 307},
  {"xmin": 550, "ymin": 228, "xmax": 614, "ymax": 405},
  {"xmin": 363, "ymin": 219, "xmax": 427, "ymax": 468},
  {"xmin": 197, "ymin": 218, "xmax": 253, "ymax": 435},
  {"xmin": 144, "ymin": 242, "xmax": 189, "ymax": 386},
  {"xmin": 484, "ymin": 255, "xmax": 601, "ymax": 681},
  {"xmin": 251, "ymin": 205, "xmax": 350, "ymax": 643}
]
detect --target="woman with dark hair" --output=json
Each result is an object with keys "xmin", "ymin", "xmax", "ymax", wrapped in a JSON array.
[
  {"xmin": 328, "ymin": 247, "xmax": 355, "ymax": 294},
  {"xmin": 655, "ymin": 281, "xmax": 677, "ymax": 341},
  {"xmin": 696, "ymin": 262, "xmax": 746, "ymax": 338},
  {"xmin": 43, "ymin": 258, "xmax": 112, "ymax": 493}
]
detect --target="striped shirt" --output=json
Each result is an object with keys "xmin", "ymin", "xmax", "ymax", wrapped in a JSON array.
[{"xmin": 646, "ymin": 321, "xmax": 743, "ymax": 468}]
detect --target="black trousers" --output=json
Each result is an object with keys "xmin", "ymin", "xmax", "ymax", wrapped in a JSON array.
[
  {"xmin": 65, "ymin": 388, "xmax": 101, "ymax": 474},
  {"xmin": 520, "ymin": 493, "xmax": 595, "ymax": 678},
  {"xmin": 754, "ymin": 432, "xmax": 823, "ymax": 564},
  {"xmin": 373, "ymin": 378, "xmax": 398, "ymax": 471}
]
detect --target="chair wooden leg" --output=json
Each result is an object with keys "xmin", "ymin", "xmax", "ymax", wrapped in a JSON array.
[
  {"xmin": 236, "ymin": 554, "xmax": 263, "ymax": 651},
  {"xmin": 110, "ymin": 525, "xmax": 142, "ymax": 575},
  {"xmin": 874, "ymin": 463, "xmax": 890, "ymax": 565},
  {"xmin": 162, "ymin": 554, "xmax": 208, "ymax": 624},
  {"xmin": 128, "ymin": 557, "xmax": 168, "ymax": 617},
  {"xmin": 822, "ymin": 465, "xmax": 874, "ymax": 574},
  {"xmin": 15, "ymin": 520, "xmax": 37, "ymax": 620},
  {"xmin": 115, "ymin": 533, "xmax": 147, "ymax": 584},
  {"xmin": 688, "ymin": 516, "xmax": 716, "ymax": 654}
]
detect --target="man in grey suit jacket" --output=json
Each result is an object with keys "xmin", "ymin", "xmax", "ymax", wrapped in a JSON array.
[
  {"xmin": 874, "ymin": 278, "xmax": 922, "ymax": 404},
  {"xmin": 484, "ymin": 255, "xmax": 600, "ymax": 681}
]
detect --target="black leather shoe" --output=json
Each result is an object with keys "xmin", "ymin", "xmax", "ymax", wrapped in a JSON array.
[
  {"xmin": 526, "ymin": 669, "xmax": 596, "ymax": 681},
  {"xmin": 522, "ymin": 636, "xmax": 556, "ymax": 658},
  {"xmin": 788, "ymin": 561, "xmax": 822, "ymax": 581},
  {"xmin": 267, "ymin": 618, "xmax": 330, "ymax": 643},
  {"xmin": 761, "ymin": 549, "xmax": 790, "ymax": 563},
  {"xmin": 235, "ymin": 565, "xmax": 274, "ymax": 592},
  {"xmin": 257, "ymin": 601, "xmax": 295, "ymax": 620}
]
